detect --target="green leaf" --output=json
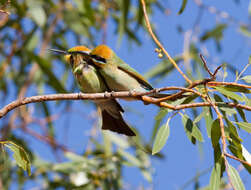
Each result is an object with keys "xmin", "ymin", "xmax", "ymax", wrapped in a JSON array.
[
  {"xmin": 204, "ymin": 107, "xmax": 213, "ymax": 137},
  {"xmin": 105, "ymin": 132, "xmax": 129, "ymax": 149},
  {"xmin": 141, "ymin": 169, "xmax": 152, "ymax": 183},
  {"xmin": 178, "ymin": 0, "xmax": 188, "ymax": 15},
  {"xmin": 194, "ymin": 109, "xmax": 206, "ymax": 124},
  {"xmin": 239, "ymin": 25, "xmax": 251, "ymax": 37},
  {"xmin": 241, "ymin": 75, "xmax": 251, "ymax": 83},
  {"xmin": 181, "ymin": 114, "xmax": 204, "ymax": 144},
  {"xmin": 154, "ymin": 108, "xmax": 169, "ymax": 121},
  {"xmin": 117, "ymin": 0, "xmax": 131, "ymax": 44},
  {"xmin": 225, "ymin": 119, "xmax": 242, "ymax": 143},
  {"xmin": 201, "ymin": 24, "xmax": 227, "ymax": 42},
  {"xmin": 213, "ymin": 86, "xmax": 244, "ymax": 102},
  {"xmin": 151, "ymin": 108, "xmax": 169, "ymax": 142},
  {"xmin": 223, "ymin": 85, "xmax": 251, "ymax": 93},
  {"xmin": 236, "ymin": 105, "xmax": 247, "ymax": 122},
  {"xmin": 220, "ymin": 107, "xmax": 237, "ymax": 116},
  {"xmin": 4, "ymin": 141, "xmax": 31, "ymax": 176},
  {"xmin": 118, "ymin": 149, "xmax": 141, "ymax": 167},
  {"xmin": 234, "ymin": 122, "xmax": 251, "ymax": 133},
  {"xmin": 152, "ymin": 119, "xmax": 170, "ymax": 155},
  {"xmin": 28, "ymin": 5, "xmax": 46, "ymax": 27},
  {"xmin": 211, "ymin": 119, "xmax": 221, "ymax": 148},
  {"xmin": 228, "ymin": 165, "xmax": 245, "ymax": 190},
  {"xmin": 209, "ymin": 162, "xmax": 221, "ymax": 190},
  {"xmin": 144, "ymin": 57, "xmax": 182, "ymax": 80}
]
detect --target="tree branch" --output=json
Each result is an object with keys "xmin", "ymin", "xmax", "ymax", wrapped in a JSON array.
[{"xmin": 1, "ymin": 90, "xmax": 251, "ymax": 119}]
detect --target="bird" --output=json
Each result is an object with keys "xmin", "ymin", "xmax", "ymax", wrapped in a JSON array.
[
  {"xmin": 49, "ymin": 46, "xmax": 135, "ymax": 136},
  {"xmin": 89, "ymin": 44, "xmax": 154, "ymax": 96},
  {"xmin": 87, "ymin": 44, "xmax": 185, "ymax": 104}
]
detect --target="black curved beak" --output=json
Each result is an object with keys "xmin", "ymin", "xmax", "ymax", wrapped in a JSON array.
[{"xmin": 48, "ymin": 49, "xmax": 68, "ymax": 55}]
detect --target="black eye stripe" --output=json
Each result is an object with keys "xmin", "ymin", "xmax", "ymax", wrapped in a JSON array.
[
  {"xmin": 91, "ymin": 54, "xmax": 106, "ymax": 63},
  {"xmin": 70, "ymin": 55, "xmax": 74, "ymax": 67}
]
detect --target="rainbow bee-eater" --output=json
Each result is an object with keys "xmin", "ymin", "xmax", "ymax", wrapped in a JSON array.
[
  {"xmin": 49, "ymin": 46, "xmax": 135, "ymax": 136},
  {"xmin": 89, "ymin": 45, "xmax": 184, "ymax": 102},
  {"xmin": 89, "ymin": 45, "xmax": 154, "ymax": 96},
  {"xmin": 87, "ymin": 44, "xmax": 178, "ymax": 103}
]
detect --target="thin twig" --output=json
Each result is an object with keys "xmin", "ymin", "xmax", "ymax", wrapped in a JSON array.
[
  {"xmin": 203, "ymin": 83, "xmax": 234, "ymax": 189},
  {"xmin": 200, "ymin": 54, "xmax": 214, "ymax": 77},
  {"xmin": 225, "ymin": 153, "xmax": 251, "ymax": 167},
  {"xmin": 235, "ymin": 61, "xmax": 251, "ymax": 82},
  {"xmin": 208, "ymin": 81, "xmax": 251, "ymax": 89},
  {"xmin": 140, "ymin": 0, "xmax": 192, "ymax": 84}
]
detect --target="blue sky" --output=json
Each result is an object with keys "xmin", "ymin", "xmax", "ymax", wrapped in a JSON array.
[{"xmin": 3, "ymin": 0, "xmax": 251, "ymax": 189}]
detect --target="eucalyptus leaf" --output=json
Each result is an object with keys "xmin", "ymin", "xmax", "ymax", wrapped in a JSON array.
[
  {"xmin": 152, "ymin": 119, "xmax": 170, "ymax": 155},
  {"xmin": 28, "ymin": 5, "xmax": 46, "ymax": 27},
  {"xmin": 241, "ymin": 75, "xmax": 251, "ymax": 83},
  {"xmin": 211, "ymin": 119, "xmax": 221, "ymax": 148},
  {"xmin": 181, "ymin": 114, "xmax": 204, "ymax": 144},
  {"xmin": 234, "ymin": 122, "xmax": 251, "ymax": 133},
  {"xmin": 178, "ymin": 0, "xmax": 188, "ymax": 15},
  {"xmin": 213, "ymin": 86, "xmax": 244, "ymax": 102},
  {"xmin": 4, "ymin": 142, "xmax": 31, "ymax": 176},
  {"xmin": 209, "ymin": 162, "xmax": 221, "ymax": 190},
  {"xmin": 228, "ymin": 165, "xmax": 245, "ymax": 190}
]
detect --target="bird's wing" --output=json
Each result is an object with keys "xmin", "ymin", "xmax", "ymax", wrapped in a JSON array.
[
  {"xmin": 94, "ymin": 63, "xmax": 125, "ymax": 112},
  {"xmin": 118, "ymin": 63, "xmax": 153, "ymax": 90}
]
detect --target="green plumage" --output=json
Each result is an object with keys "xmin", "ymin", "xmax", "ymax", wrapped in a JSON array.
[
  {"xmin": 70, "ymin": 53, "xmax": 135, "ymax": 136},
  {"xmin": 90, "ymin": 45, "xmax": 153, "ymax": 93}
]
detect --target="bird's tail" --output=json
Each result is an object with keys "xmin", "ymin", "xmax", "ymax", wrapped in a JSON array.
[
  {"xmin": 96, "ymin": 99, "xmax": 135, "ymax": 136},
  {"xmin": 101, "ymin": 109, "xmax": 135, "ymax": 136}
]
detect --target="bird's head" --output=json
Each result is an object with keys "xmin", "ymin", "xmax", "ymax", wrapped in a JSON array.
[
  {"xmin": 49, "ymin": 46, "xmax": 91, "ymax": 68},
  {"xmin": 90, "ymin": 44, "xmax": 113, "ymax": 67},
  {"xmin": 65, "ymin": 46, "xmax": 91, "ymax": 69}
]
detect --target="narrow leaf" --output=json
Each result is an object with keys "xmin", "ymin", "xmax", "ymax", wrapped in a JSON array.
[
  {"xmin": 204, "ymin": 107, "xmax": 213, "ymax": 137},
  {"xmin": 228, "ymin": 165, "xmax": 245, "ymax": 190},
  {"xmin": 4, "ymin": 142, "xmax": 31, "ymax": 176},
  {"xmin": 28, "ymin": 6, "xmax": 46, "ymax": 27},
  {"xmin": 211, "ymin": 119, "xmax": 221, "ymax": 148},
  {"xmin": 181, "ymin": 114, "xmax": 204, "ymax": 144},
  {"xmin": 178, "ymin": 0, "xmax": 188, "ymax": 15},
  {"xmin": 209, "ymin": 162, "xmax": 221, "ymax": 190},
  {"xmin": 213, "ymin": 86, "xmax": 243, "ymax": 102},
  {"xmin": 235, "ymin": 122, "xmax": 251, "ymax": 133},
  {"xmin": 241, "ymin": 75, "xmax": 251, "ymax": 83},
  {"xmin": 152, "ymin": 119, "xmax": 170, "ymax": 155}
]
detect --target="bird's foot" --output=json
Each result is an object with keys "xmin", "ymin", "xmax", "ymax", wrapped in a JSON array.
[
  {"xmin": 110, "ymin": 91, "xmax": 116, "ymax": 97},
  {"xmin": 151, "ymin": 88, "xmax": 160, "ymax": 96},
  {"xmin": 128, "ymin": 89, "xmax": 136, "ymax": 96},
  {"xmin": 104, "ymin": 91, "xmax": 110, "ymax": 98},
  {"xmin": 104, "ymin": 91, "xmax": 114, "ymax": 98}
]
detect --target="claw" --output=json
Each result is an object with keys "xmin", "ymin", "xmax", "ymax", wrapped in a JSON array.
[
  {"xmin": 104, "ymin": 91, "xmax": 110, "ymax": 98},
  {"xmin": 128, "ymin": 89, "xmax": 136, "ymax": 96},
  {"xmin": 110, "ymin": 91, "xmax": 115, "ymax": 97}
]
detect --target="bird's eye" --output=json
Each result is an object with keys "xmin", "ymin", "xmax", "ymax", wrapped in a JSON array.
[
  {"xmin": 91, "ymin": 55, "xmax": 106, "ymax": 63},
  {"xmin": 70, "ymin": 55, "xmax": 74, "ymax": 68}
]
